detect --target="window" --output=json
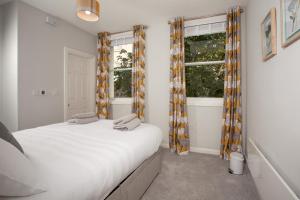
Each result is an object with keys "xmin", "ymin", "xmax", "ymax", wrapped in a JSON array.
[
  {"xmin": 184, "ymin": 17, "xmax": 226, "ymax": 99},
  {"xmin": 109, "ymin": 32, "xmax": 133, "ymax": 102},
  {"xmin": 112, "ymin": 44, "xmax": 133, "ymax": 98}
]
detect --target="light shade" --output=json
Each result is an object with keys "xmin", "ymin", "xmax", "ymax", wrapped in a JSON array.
[{"xmin": 76, "ymin": 0, "xmax": 100, "ymax": 22}]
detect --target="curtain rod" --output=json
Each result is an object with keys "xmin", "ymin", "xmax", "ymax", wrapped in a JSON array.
[
  {"xmin": 110, "ymin": 26, "xmax": 148, "ymax": 35},
  {"xmin": 167, "ymin": 8, "xmax": 244, "ymax": 24}
]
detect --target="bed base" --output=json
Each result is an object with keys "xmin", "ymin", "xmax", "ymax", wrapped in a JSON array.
[{"xmin": 104, "ymin": 148, "xmax": 162, "ymax": 200}]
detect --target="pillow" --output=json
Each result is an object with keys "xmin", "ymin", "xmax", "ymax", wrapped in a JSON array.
[
  {"xmin": 71, "ymin": 112, "xmax": 97, "ymax": 119},
  {"xmin": 0, "ymin": 121, "xmax": 24, "ymax": 153},
  {"xmin": 68, "ymin": 116, "xmax": 99, "ymax": 124},
  {"xmin": 0, "ymin": 139, "xmax": 45, "ymax": 197}
]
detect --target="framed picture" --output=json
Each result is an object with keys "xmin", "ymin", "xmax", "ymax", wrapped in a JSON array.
[
  {"xmin": 261, "ymin": 8, "xmax": 277, "ymax": 61},
  {"xmin": 281, "ymin": 0, "xmax": 300, "ymax": 47}
]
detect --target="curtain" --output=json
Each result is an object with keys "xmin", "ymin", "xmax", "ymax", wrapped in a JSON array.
[
  {"xmin": 132, "ymin": 25, "xmax": 146, "ymax": 121},
  {"xmin": 220, "ymin": 7, "xmax": 242, "ymax": 160},
  {"xmin": 96, "ymin": 32, "xmax": 111, "ymax": 119},
  {"xmin": 169, "ymin": 17, "xmax": 190, "ymax": 155}
]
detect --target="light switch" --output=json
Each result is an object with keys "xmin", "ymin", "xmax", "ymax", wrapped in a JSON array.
[{"xmin": 39, "ymin": 89, "xmax": 47, "ymax": 96}]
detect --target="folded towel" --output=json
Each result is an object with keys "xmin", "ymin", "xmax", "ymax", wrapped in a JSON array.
[
  {"xmin": 68, "ymin": 116, "xmax": 99, "ymax": 124},
  {"xmin": 113, "ymin": 118, "xmax": 141, "ymax": 131},
  {"xmin": 71, "ymin": 112, "xmax": 96, "ymax": 119},
  {"xmin": 113, "ymin": 113, "xmax": 137, "ymax": 125}
]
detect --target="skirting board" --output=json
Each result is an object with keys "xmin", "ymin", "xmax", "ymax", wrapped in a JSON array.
[
  {"xmin": 247, "ymin": 138, "xmax": 299, "ymax": 200},
  {"xmin": 160, "ymin": 143, "xmax": 219, "ymax": 156}
]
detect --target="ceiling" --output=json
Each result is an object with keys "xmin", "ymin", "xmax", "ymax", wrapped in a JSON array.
[{"xmin": 20, "ymin": 0, "xmax": 248, "ymax": 35}]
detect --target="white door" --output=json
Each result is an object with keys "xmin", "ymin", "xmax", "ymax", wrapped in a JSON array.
[{"xmin": 66, "ymin": 53, "xmax": 95, "ymax": 119}]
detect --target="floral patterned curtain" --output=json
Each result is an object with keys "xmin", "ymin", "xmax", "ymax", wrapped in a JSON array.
[
  {"xmin": 220, "ymin": 7, "xmax": 242, "ymax": 160},
  {"xmin": 132, "ymin": 25, "xmax": 146, "ymax": 121},
  {"xmin": 96, "ymin": 32, "xmax": 111, "ymax": 119},
  {"xmin": 169, "ymin": 17, "xmax": 190, "ymax": 155}
]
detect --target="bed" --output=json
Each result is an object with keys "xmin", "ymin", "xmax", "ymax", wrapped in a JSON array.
[{"xmin": 1, "ymin": 120, "xmax": 162, "ymax": 200}]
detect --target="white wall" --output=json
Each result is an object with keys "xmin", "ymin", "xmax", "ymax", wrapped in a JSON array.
[
  {"xmin": 1, "ymin": 1, "xmax": 19, "ymax": 131},
  {"xmin": 246, "ymin": 0, "xmax": 300, "ymax": 198},
  {"xmin": 17, "ymin": 2, "xmax": 97, "ymax": 130},
  {"xmin": 145, "ymin": 20, "xmax": 171, "ymax": 146},
  {"xmin": 112, "ymin": 14, "xmax": 247, "ymax": 153},
  {"xmin": 112, "ymin": 104, "xmax": 132, "ymax": 120}
]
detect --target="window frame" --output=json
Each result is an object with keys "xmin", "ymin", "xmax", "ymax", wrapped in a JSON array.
[
  {"xmin": 109, "ymin": 31, "xmax": 134, "ymax": 105},
  {"xmin": 184, "ymin": 15, "xmax": 226, "ymax": 106}
]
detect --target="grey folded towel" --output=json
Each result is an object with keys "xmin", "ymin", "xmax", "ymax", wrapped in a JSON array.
[
  {"xmin": 113, "ymin": 113, "xmax": 137, "ymax": 125},
  {"xmin": 114, "ymin": 118, "xmax": 141, "ymax": 131},
  {"xmin": 68, "ymin": 116, "xmax": 99, "ymax": 124},
  {"xmin": 71, "ymin": 112, "xmax": 96, "ymax": 119}
]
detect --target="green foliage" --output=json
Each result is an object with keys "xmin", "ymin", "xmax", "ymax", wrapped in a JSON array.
[
  {"xmin": 114, "ymin": 49, "xmax": 132, "ymax": 97},
  {"xmin": 185, "ymin": 33, "xmax": 226, "ymax": 62},
  {"xmin": 185, "ymin": 33, "xmax": 226, "ymax": 98},
  {"xmin": 186, "ymin": 64, "xmax": 225, "ymax": 97}
]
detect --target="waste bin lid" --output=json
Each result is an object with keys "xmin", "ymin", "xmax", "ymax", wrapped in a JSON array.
[{"xmin": 230, "ymin": 152, "xmax": 244, "ymax": 161}]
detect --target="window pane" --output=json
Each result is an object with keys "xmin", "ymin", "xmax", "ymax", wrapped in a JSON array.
[
  {"xmin": 185, "ymin": 64, "xmax": 225, "ymax": 98},
  {"xmin": 113, "ymin": 44, "xmax": 132, "ymax": 98},
  {"xmin": 185, "ymin": 32, "xmax": 226, "ymax": 63},
  {"xmin": 114, "ymin": 70, "xmax": 131, "ymax": 97}
]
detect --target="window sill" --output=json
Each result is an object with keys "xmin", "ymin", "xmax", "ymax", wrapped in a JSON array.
[
  {"xmin": 187, "ymin": 98, "xmax": 223, "ymax": 107},
  {"xmin": 110, "ymin": 98, "xmax": 132, "ymax": 105}
]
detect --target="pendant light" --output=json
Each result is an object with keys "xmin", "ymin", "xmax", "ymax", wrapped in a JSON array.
[{"xmin": 76, "ymin": 0, "xmax": 100, "ymax": 22}]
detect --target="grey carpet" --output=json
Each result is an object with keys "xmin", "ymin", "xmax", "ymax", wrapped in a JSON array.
[{"xmin": 141, "ymin": 149, "xmax": 260, "ymax": 200}]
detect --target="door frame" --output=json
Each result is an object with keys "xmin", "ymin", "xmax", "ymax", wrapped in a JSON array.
[{"xmin": 63, "ymin": 47, "xmax": 96, "ymax": 121}]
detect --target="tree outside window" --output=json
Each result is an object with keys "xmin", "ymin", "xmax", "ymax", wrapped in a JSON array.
[{"xmin": 185, "ymin": 32, "xmax": 226, "ymax": 98}]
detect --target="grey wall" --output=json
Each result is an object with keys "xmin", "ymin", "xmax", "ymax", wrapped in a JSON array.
[
  {"xmin": 0, "ymin": 1, "xmax": 97, "ymax": 130},
  {"xmin": 1, "ymin": 1, "xmax": 18, "ymax": 131},
  {"xmin": 17, "ymin": 2, "xmax": 97, "ymax": 130},
  {"xmin": 246, "ymin": 0, "xmax": 300, "ymax": 197},
  {"xmin": 0, "ymin": 6, "xmax": 3, "ymax": 122}
]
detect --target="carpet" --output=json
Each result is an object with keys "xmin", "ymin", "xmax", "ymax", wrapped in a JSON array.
[{"xmin": 141, "ymin": 148, "xmax": 260, "ymax": 200}]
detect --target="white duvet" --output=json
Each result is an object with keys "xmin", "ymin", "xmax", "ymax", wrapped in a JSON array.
[{"xmin": 2, "ymin": 120, "xmax": 162, "ymax": 200}]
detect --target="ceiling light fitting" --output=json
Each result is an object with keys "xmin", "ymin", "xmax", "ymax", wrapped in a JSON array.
[{"xmin": 76, "ymin": 0, "xmax": 100, "ymax": 22}]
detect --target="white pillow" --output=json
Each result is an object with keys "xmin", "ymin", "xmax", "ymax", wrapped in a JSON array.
[{"xmin": 0, "ymin": 139, "xmax": 45, "ymax": 197}]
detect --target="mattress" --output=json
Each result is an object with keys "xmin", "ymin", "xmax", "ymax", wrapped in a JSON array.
[{"xmin": 1, "ymin": 120, "xmax": 162, "ymax": 200}]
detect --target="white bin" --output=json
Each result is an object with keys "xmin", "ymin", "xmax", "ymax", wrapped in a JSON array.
[{"xmin": 229, "ymin": 152, "xmax": 244, "ymax": 175}]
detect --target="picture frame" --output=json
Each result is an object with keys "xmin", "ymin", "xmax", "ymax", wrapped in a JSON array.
[
  {"xmin": 261, "ymin": 8, "xmax": 277, "ymax": 61},
  {"xmin": 281, "ymin": 0, "xmax": 300, "ymax": 47}
]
